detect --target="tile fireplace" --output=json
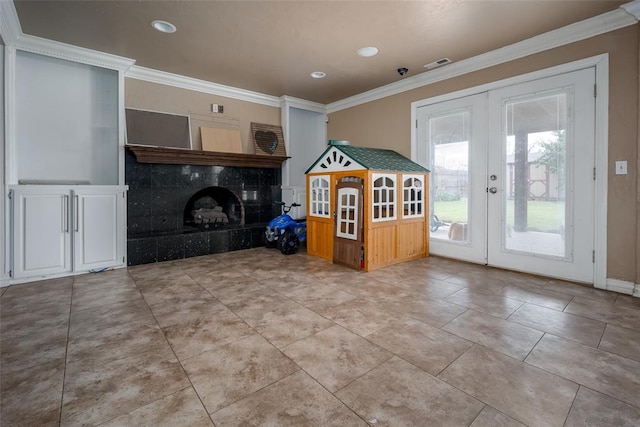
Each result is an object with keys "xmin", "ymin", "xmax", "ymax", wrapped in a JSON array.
[{"xmin": 125, "ymin": 150, "xmax": 282, "ymax": 265}]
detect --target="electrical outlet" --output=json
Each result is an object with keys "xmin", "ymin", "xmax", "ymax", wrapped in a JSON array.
[
  {"xmin": 211, "ymin": 104, "xmax": 219, "ymax": 113},
  {"xmin": 615, "ymin": 160, "xmax": 627, "ymax": 175}
]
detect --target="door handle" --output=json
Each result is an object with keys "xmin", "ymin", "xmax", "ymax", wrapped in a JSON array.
[
  {"xmin": 63, "ymin": 195, "xmax": 69, "ymax": 232},
  {"xmin": 488, "ymin": 187, "xmax": 498, "ymax": 194},
  {"xmin": 74, "ymin": 195, "xmax": 79, "ymax": 232}
]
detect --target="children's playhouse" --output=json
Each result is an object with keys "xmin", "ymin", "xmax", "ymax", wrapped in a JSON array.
[{"xmin": 305, "ymin": 140, "xmax": 430, "ymax": 271}]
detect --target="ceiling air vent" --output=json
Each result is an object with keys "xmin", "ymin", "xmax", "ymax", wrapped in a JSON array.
[{"xmin": 424, "ymin": 58, "xmax": 452, "ymax": 70}]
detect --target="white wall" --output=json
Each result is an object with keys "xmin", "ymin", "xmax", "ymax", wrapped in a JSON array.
[
  {"xmin": 15, "ymin": 51, "xmax": 119, "ymax": 185},
  {"xmin": 282, "ymin": 107, "xmax": 327, "ymax": 217}
]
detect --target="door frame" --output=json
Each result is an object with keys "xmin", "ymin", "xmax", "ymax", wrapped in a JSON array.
[{"xmin": 411, "ymin": 54, "xmax": 608, "ymax": 288}]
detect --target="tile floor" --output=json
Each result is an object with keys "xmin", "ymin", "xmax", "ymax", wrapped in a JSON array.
[{"xmin": 2, "ymin": 248, "xmax": 640, "ymax": 426}]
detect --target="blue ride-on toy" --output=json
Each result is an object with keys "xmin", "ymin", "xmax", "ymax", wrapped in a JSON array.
[{"xmin": 265, "ymin": 202, "xmax": 306, "ymax": 255}]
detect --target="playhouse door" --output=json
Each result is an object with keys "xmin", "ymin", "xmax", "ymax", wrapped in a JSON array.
[{"xmin": 333, "ymin": 177, "xmax": 364, "ymax": 269}]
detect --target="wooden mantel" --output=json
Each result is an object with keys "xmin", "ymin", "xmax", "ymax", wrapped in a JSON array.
[{"xmin": 126, "ymin": 145, "xmax": 289, "ymax": 168}]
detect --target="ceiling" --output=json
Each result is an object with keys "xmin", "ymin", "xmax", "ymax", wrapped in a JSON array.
[{"xmin": 13, "ymin": 1, "xmax": 628, "ymax": 104}]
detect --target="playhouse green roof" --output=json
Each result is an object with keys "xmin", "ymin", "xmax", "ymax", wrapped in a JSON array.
[{"xmin": 305, "ymin": 144, "xmax": 430, "ymax": 174}]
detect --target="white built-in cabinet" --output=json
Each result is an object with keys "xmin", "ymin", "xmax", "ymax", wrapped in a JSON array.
[
  {"xmin": 10, "ymin": 186, "xmax": 126, "ymax": 279},
  {"xmin": 3, "ymin": 46, "xmax": 133, "ymax": 284}
]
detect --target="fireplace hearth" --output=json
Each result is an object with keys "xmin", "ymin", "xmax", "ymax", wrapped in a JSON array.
[{"xmin": 125, "ymin": 150, "xmax": 282, "ymax": 265}]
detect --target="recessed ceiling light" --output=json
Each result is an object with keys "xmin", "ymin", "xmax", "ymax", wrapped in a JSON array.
[
  {"xmin": 310, "ymin": 71, "xmax": 326, "ymax": 79},
  {"xmin": 358, "ymin": 46, "xmax": 379, "ymax": 57},
  {"xmin": 151, "ymin": 20, "xmax": 177, "ymax": 34}
]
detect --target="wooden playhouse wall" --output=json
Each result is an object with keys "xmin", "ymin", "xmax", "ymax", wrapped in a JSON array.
[{"xmin": 306, "ymin": 170, "xmax": 429, "ymax": 271}]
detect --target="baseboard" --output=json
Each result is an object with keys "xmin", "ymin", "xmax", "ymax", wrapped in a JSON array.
[
  {"xmin": 606, "ymin": 278, "xmax": 635, "ymax": 295},
  {"xmin": 634, "ymin": 284, "xmax": 640, "ymax": 298}
]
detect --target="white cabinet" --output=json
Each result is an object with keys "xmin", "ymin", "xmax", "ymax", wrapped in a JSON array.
[{"xmin": 10, "ymin": 186, "xmax": 126, "ymax": 280}]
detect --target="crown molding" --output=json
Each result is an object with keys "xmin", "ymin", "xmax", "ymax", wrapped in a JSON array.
[
  {"xmin": 126, "ymin": 65, "xmax": 281, "ymax": 108},
  {"xmin": 1, "ymin": 0, "xmax": 134, "ymax": 70},
  {"xmin": 327, "ymin": 5, "xmax": 638, "ymax": 113},
  {"xmin": 621, "ymin": 0, "xmax": 640, "ymax": 19},
  {"xmin": 0, "ymin": 0, "xmax": 21, "ymax": 45},
  {"xmin": 14, "ymin": 33, "xmax": 135, "ymax": 71},
  {"xmin": 280, "ymin": 95, "xmax": 327, "ymax": 114}
]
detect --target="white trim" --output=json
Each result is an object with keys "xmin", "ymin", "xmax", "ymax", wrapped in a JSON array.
[
  {"xmin": 634, "ymin": 284, "xmax": 640, "ymax": 298},
  {"xmin": 371, "ymin": 173, "xmax": 397, "ymax": 222},
  {"xmin": 307, "ymin": 147, "xmax": 365, "ymax": 173},
  {"xmin": 126, "ymin": 66, "xmax": 281, "ymax": 108},
  {"xmin": 621, "ymin": 0, "xmax": 640, "ymax": 20},
  {"xmin": 0, "ymin": 0, "xmax": 22, "ymax": 46},
  {"xmin": 4, "ymin": 45, "xmax": 16, "ymax": 186},
  {"xmin": 401, "ymin": 174, "xmax": 425, "ymax": 219},
  {"xmin": 327, "ymin": 7, "xmax": 636, "ymax": 113},
  {"xmin": 411, "ymin": 54, "xmax": 609, "ymax": 287},
  {"xmin": 1, "ymin": 0, "xmax": 134, "ymax": 71},
  {"xmin": 280, "ymin": 96, "xmax": 327, "ymax": 114},
  {"xmin": 308, "ymin": 175, "xmax": 331, "ymax": 218},
  {"xmin": 606, "ymin": 278, "xmax": 635, "ymax": 295},
  {"xmin": 593, "ymin": 56, "xmax": 609, "ymax": 290}
]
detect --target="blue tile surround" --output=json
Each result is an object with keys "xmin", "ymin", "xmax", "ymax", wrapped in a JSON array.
[{"xmin": 125, "ymin": 150, "xmax": 282, "ymax": 265}]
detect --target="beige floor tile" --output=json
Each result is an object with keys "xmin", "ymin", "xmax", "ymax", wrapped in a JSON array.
[
  {"xmin": 318, "ymin": 298, "xmax": 406, "ymax": 336},
  {"xmin": 149, "ymin": 296, "xmax": 225, "ymax": 328},
  {"xmin": 367, "ymin": 318, "xmax": 473, "ymax": 375},
  {"xmin": 275, "ymin": 282, "xmax": 357, "ymax": 311},
  {"xmin": 470, "ymin": 406, "xmax": 526, "ymax": 427},
  {"xmin": 72, "ymin": 269, "xmax": 134, "ymax": 287},
  {"xmin": 615, "ymin": 294, "xmax": 640, "ymax": 310},
  {"xmin": 445, "ymin": 288, "xmax": 524, "ymax": 318},
  {"xmin": 211, "ymin": 370, "xmax": 366, "ymax": 426},
  {"xmin": 0, "ymin": 302, "xmax": 70, "ymax": 335},
  {"xmin": 183, "ymin": 334, "xmax": 299, "ymax": 413},
  {"xmin": 161, "ymin": 306, "xmax": 254, "ymax": 360},
  {"xmin": 194, "ymin": 271, "xmax": 259, "ymax": 292},
  {"xmin": 599, "ymin": 324, "xmax": 640, "ymax": 361},
  {"xmin": 442, "ymin": 310, "xmax": 543, "ymax": 360},
  {"xmin": 564, "ymin": 296, "xmax": 640, "ymax": 330},
  {"xmin": 209, "ymin": 281, "xmax": 276, "ymax": 307},
  {"xmin": 0, "ymin": 285, "xmax": 8, "ymax": 296},
  {"xmin": 71, "ymin": 286, "xmax": 143, "ymax": 312},
  {"xmin": 100, "ymin": 387, "xmax": 214, "ymax": 427},
  {"xmin": 507, "ymin": 303, "xmax": 605, "ymax": 347},
  {"xmin": 0, "ymin": 358, "xmax": 65, "ymax": 426},
  {"xmin": 439, "ymin": 345, "xmax": 578, "ymax": 427},
  {"xmin": 391, "ymin": 277, "xmax": 465, "ymax": 300},
  {"xmin": 138, "ymin": 280, "xmax": 211, "ymax": 307},
  {"xmin": 336, "ymin": 356, "xmax": 484, "ymax": 426},
  {"xmin": 379, "ymin": 293, "xmax": 469, "ymax": 328},
  {"xmin": 1, "ymin": 283, "xmax": 72, "ymax": 315},
  {"xmin": 69, "ymin": 298, "xmax": 154, "ymax": 335},
  {"xmin": 1, "ymin": 325, "xmax": 68, "ymax": 375},
  {"xmin": 61, "ymin": 347, "xmax": 190, "ymax": 426},
  {"xmin": 233, "ymin": 298, "xmax": 334, "ymax": 348},
  {"xmin": 1, "ymin": 276, "xmax": 72, "ymax": 301},
  {"xmin": 282, "ymin": 325, "xmax": 391, "ymax": 392},
  {"xmin": 525, "ymin": 334, "xmax": 640, "ymax": 408},
  {"xmin": 66, "ymin": 318, "xmax": 169, "ymax": 373},
  {"xmin": 565, "ymin": 387, "xmax": 640, "ymax": 427},
  {"xmin": 499, "ymin": 284, "xmax": 573, "ymax": 311},
  {"xmin": 544, "ymin": 279, "xmax": 616, "ymax": 302}
]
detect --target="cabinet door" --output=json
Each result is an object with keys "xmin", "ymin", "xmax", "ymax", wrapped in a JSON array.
[
  {"xmin": 73, "ymin": 188, "xmax": 125, "ymax": 272},
  {"xmin": 12, "ymin": 188, "xmax": 72, "ymax": 278}
]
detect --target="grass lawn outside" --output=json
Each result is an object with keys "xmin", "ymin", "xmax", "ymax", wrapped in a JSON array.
[{"xmin": 433, "ymin": 199, "xmax": 565, "ymax": 233}]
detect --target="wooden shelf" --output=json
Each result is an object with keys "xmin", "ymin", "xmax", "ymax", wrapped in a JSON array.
[{"xmin": 126, "ymin": 145, "xmax": 288, "ymax": 168}]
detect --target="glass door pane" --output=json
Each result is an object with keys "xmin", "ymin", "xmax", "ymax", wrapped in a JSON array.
[
  {"xmin": 503, "ymin": 92, "xmax": 567, "ymax": 258},
  {"xmin": 428, "ymin": 110, "xmax": 470, "ymax": 242}
]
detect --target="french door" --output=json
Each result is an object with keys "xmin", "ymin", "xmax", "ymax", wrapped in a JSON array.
[{"xmin": 417, "ymin": 68, "xmax": 596, "ymax": 283}]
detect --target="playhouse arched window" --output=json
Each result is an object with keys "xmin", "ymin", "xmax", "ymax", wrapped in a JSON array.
[
  {"xmin": 310, "ymin": 175, "xmax": 330, "ymax": 217},
  {"xmin": 372, "ymin": 173, "xmax": 397, "ymax": 221},
  {"xmin": 402, "ymin": 175, "xmax": 424, "ymax": 218}
]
